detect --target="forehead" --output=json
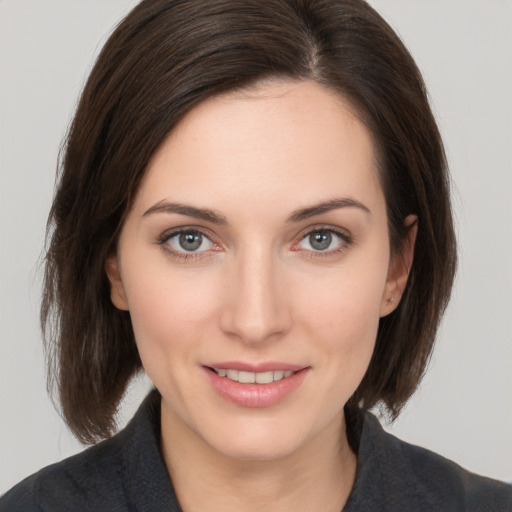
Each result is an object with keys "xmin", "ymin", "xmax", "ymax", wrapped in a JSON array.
[{"xmin": 134, "ymin": 80, "xmax": 383, "ymax": 218}]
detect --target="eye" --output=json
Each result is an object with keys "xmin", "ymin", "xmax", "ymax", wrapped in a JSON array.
[
  {"xmin": 164, "ymin": 230, "xmax": 214, "ymax": 253},
  {"xmin": 296, "ymin": 229, "xmax": 349, "ymax": 253}
]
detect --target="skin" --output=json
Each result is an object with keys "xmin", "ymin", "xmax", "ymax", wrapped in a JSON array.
[{"xmin": 107, "ymin": 79, "xmax": 416, "ymax": 512}]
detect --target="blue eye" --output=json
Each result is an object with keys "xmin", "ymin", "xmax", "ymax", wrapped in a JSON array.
[
  {"xmin": 298, "ymin": 229, "xmax": 346, "ymax": 252},
  {"xmin": 166, "ymin": 231, "xmax": 214, "ymax": 253}
]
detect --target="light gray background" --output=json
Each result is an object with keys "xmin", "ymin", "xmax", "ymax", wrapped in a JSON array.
[{"xmin": 1, "ymin": 0, "xmax": 511, "ymax": 494}]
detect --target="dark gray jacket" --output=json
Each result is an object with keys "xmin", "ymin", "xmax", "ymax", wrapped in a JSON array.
[{"xmin": 1, "ymin": 391, "xmax": 511, "ymax": 511}]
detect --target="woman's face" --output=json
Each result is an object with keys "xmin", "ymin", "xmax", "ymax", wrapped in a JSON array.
[{"xmin": 108, "ymin": 80, "xmax": 410, "ymax": 461}]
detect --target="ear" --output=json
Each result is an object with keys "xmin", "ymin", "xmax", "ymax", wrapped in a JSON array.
[
  {"xmin": 380, "ymin": 214, "xmax": 418, "ymax": 317},
  {"xmin": 105, "ymin": 254, "xmax": 129, "ymax": 311}
]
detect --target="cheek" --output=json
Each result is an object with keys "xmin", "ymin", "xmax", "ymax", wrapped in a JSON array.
[
  {"xmin": 294, "ymin": 257, "xmax": 388, "ymax": 376},
  {"xmin": 121, "ymin": 262, "xmax": 219, "ymax": 363}
]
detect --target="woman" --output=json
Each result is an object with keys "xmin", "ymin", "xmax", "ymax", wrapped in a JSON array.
[{"xmin": 1, "ymin": 0, "xmax": 511, "ymax": 510}]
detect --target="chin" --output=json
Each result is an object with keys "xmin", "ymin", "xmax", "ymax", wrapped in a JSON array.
[
  {"xmin": 207, "ymin": 430, "xmax": 305, "ymax": 462},
  {"xmin": 196, "ymin": 412, "xmax": 330, "ymax": 463}
]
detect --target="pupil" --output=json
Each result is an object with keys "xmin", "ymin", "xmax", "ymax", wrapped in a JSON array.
[
  {"xmin": 310, "ymin": 231, "xmax": 331, "ymax": 251},
  {"xmin": 179, "ymin": 232, "xmax": 202, "ymax": 251}
]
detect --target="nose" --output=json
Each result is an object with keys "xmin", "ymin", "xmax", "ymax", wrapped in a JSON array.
[{"xmin": 219, "ymin": 246, "xmax": 292, "ymax": 345}]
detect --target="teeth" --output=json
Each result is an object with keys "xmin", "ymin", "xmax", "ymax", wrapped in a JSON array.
[
  {"xmin": 255, "ymin": 371, "xmax": 273, "ymax": 384},
  {"xmin": 238, "ymin": 371, "xmax": 255, "ymax": 383},
  {"xmin": 213, "ymin": 368, "xmax": 296, "ymax": 383},
  {"xmin": 226, "ymin": 369, "xmax": 238, "ymax": 380},
  {"xmin": 273, "ymin": 370, "xmax": 284, "ymax": 381}
]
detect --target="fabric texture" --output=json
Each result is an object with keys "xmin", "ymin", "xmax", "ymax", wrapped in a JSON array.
[{"xmin": 1, "ymin": 390, "xmax": 511, "ymax": 511}]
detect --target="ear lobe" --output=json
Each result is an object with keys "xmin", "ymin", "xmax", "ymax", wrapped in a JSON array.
[
  {"xmin": 380, "ymin": 215, "xmax": 418, "ymax": 317},
  {"xmin": 105, "ymin": 255, "xmax": 129, "ymax": 311}
]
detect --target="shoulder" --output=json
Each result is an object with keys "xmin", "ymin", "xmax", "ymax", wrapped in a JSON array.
[
  {"xmin": 346, "ymin": 411, "xmax": 512, "ymax": 512},
  {"xmin": 401, "ymin": 433, "xmax": 511, "ymax": 505},
  {"xmin": 395, "ymin": 429, "xmax": 512, "ymax": 511},
  {"xmin": 0, "ymin": 390, "xmax": 176, "ymax": 512},
  {"xmin": 0, "ymin": 429, "xmax": 129, "ymax": 512}
]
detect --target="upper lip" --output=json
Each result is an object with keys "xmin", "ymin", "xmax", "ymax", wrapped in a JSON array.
[{"xmin": 204, "ymin": 361, "xmax": 307, "ymax": 373}]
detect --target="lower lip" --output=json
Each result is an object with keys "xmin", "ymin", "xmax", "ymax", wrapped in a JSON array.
[{"xmin": 203, "ymin": 367, "xmax": 309, "ymax": 408}]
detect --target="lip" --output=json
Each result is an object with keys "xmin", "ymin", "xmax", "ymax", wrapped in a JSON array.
[
  {"xmin": 203, "ymin": 363, "xmax": 310, "ymax": 408},
  {"xmin": 204, "ymin": 361, "xmax": 305, "ymax": 373}
]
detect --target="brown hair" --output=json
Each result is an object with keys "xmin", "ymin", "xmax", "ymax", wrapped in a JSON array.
[{"xmin": 42, "ymin": 0, "xmax": 456, "ymax": 443}]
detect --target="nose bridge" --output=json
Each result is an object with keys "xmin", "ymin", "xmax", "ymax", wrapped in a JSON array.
[{"xmin": 220, "ymin": 242, "xmax": 290, "ymax": 344}]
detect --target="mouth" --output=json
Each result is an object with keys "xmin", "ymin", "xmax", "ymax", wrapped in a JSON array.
[
  {"xmin": 208, "ymin": 368, "xmax": 296, "ymax": 384},
  {"xmin": 203, "ymin": 363, "xmax": 309, "ymax": 407},
  {"xmin": 203, "ymin": 362, "xmax": 311, "ymax": 408}
]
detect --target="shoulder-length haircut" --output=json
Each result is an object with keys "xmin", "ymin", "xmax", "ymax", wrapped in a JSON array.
[{"xmin": 42, "ymin": 0, "xmax": 456, "ymax": 443}]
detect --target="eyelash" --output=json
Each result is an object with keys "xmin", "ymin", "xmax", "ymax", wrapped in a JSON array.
[
  {"xmin": 157, "ymin": 226, "xmax": 353, "ymax": 262},
  {"xmin": 292, "ymin": 227, "xmax": 352, "ymax": 258},
  {"xmin": 157, "ymin": 228, "xmax": 218, "ymax": 262}
]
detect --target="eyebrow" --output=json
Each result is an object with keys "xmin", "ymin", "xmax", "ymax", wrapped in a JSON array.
[
  {"xmin": 143, "ymin": 201, "xmax": 228, "ymax": 225},
  {"xmin": 286, "ymin": 197, "xmax": 371, "ymax": 223},
  {"xmin": 142, "ymin": 196, "xmax": 370, "ymax": 225}
]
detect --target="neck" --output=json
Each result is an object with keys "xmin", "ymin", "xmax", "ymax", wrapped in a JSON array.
[{"xmin": 160, "ymin": 404, "xmax": 357, "ymax": 512}]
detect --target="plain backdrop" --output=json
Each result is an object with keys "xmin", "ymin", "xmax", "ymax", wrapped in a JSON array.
[{"xmin": 1, "ymin": 0, "xmax": 511, "ymax": 494}]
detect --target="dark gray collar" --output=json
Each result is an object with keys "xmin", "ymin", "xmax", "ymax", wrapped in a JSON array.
[
  {"xmin": 123, "ymin": 390, "xmax": 509, "ymax": 512},
  {"xmin": 118, "ymin": 389, "xmax": 181, "ymax": 511},
  {"xmin": 344, "ymin": 410, "xmax": 470, "ymax": 511}
]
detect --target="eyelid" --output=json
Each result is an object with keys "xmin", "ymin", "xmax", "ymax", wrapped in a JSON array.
[
  {"xmin": 291, "ymin": 224, "xmax": 353, "ymax": 254},
  {"xmin": 295, "ymin": 223, "xmax": 352, "ymax": 242},
  {"xmin": 158, "ymin": 225, "xmax": 218, "ymax": 243},
  {"xmin": 157, "ymin": 226, "xmax": 222, "ymax": 260},
  {"xmin": 155, "ymin": 223, "xmax": 353, "ymax": 261}
]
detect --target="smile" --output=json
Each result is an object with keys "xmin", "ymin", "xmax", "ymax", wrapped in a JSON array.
[
  {"xmin": 212, "ymin": 368, "xmax": 295, "ymax": 384},
  {"xmin": 205, "ymin": 365, "xmax": 309, "ymax": 407}
]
